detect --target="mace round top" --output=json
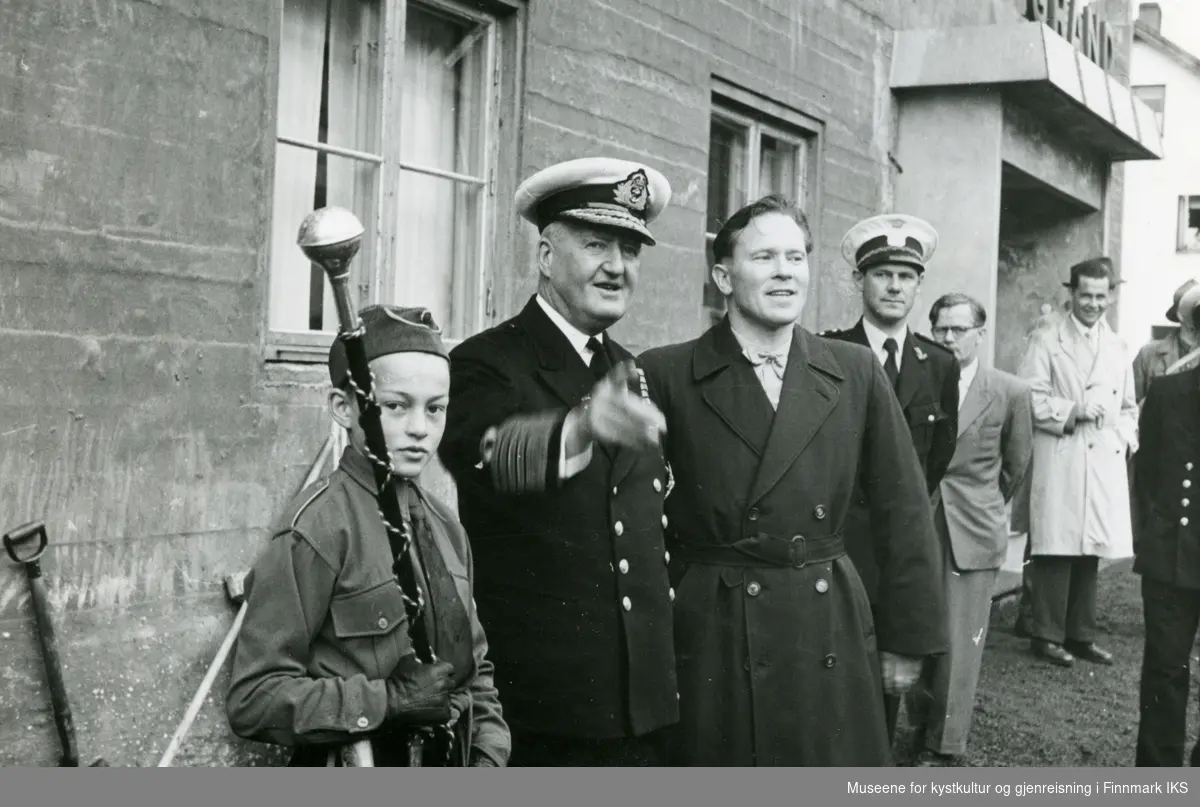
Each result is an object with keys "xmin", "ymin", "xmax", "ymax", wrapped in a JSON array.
[{"xmin": 297, "ymin": 206, "xmax": 365, "ymax": 249}]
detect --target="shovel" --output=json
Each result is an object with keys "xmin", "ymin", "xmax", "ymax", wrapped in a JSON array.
[{"xmin": 4, "ymin": 520, "xmax": 108, "ymax": 767}]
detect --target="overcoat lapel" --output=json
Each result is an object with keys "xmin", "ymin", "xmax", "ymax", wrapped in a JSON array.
[
  {"xmin": 748, "ymin": 329, "xmax": 842, "ymax": 505},
  {"xmin": 692, "ymin": 320, "xmax": 775, "ymax": 457},
  {"xmin": 956, "ymin": 367, "xmax": 993, "ymax": 437},
  {"xmin": 1056, "ymin": 317, "xmax": 1096, "ymax": 381}
]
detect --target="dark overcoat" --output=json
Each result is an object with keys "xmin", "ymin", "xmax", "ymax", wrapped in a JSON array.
[
  {"xmin": 439, "ymin": 296, "xmax": 678, "ymax": 740},
  {"xmin": 1133, "ymin": 365, "xmax": 1200, "ymax": 590},
  {"xmin": 639, "ymin": 321, "xmax": 946, "ymax": 766},
  {"xmin": 822, "ymin": 320, "xmax": 958, "ymax": 602}
]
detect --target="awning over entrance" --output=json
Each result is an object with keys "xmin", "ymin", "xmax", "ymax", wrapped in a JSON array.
[{"xmin": 890, "ymin": 22, "xmax": 1163, "ymax": 162}]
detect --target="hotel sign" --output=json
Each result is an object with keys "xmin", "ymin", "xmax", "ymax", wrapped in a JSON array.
[{"xmin": 1020, "ymin": 0, "xmax": 1116, "ymax": 72}]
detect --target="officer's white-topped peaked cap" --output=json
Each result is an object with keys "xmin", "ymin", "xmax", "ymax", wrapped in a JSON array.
[
  {"xmin": 514, "ymin": 157, "xmax": 672, "ymax": 246},
  {"xmin": 840, "ymin": 213, "xmax": 938, "ymax": 273}
]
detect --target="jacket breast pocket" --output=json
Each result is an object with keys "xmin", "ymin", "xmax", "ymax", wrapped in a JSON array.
[{"xmin": 330, "ymin": 579, "xmax": 411, "ymax": 679}]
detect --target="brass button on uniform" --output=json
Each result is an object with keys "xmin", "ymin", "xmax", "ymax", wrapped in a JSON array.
[
  {"xmin": 748, "ymin": 508, "xmax": 760, "ymax": 521},
  {"xmin": 1186, "ymin": 480, "xmax": 1193, "ymax": 489},
  {"xmin": 669, "ymin": 587, "xmax": 675, "ymax": 602},
  {"xmin": 1188, "ymin": 462, "xmax": 1195, "ymax": 471},
  {"xmin": 814, "ymin": 505, "xmax": 827, "ymax": 520},
  {"xmin": 823, "ymin": 654, "xmax": 836, "ymax": 668},
  {"xmin": 622, "ymin": 596, "xmax": 632, "ymax": 611},
  {"xmin": 612, "ymin": 486, "xmax": 618, "ymax": 495},
  {"xmin": 618, "ymin": 559, "xmax": 630, "ymax": 574},
  {"xmin": 653, "ymin": 478, "xmax": 663, "ymax": 492},
  {"xmin": 747, "ymin": 581, "xmax": 762, "ymax": 597},
  {"xmin": 1182, "ymin": 517, "xmax": 1190, "ymax": 527},
  {"xmin": 615, "ymin": 521, "xmax": 625, "ymax": 536},
  {"xmin": 664, "ymin": 550, "xmax": 671, "ymax": 564},
  {"xmin": 662, "ymin": 515, "xmax": 669, "ymax": 529},
  {"xmin": 356, "ymin": 716, "xmax": 369, "ymax": 729},
  {"xmin": 1184, "ymin": 499, "xmax": 1191, "ymax": 508},
  {"xmin": 927, "ymin": 414, "xmax": 935, "ymax": 423},
  {"xmin": 376, "ymin": 617, "xmax": 389, "ymax": 630},
  {"xmin": 815, "ymin": 578, "xmax": 829, "ymax": 594}
]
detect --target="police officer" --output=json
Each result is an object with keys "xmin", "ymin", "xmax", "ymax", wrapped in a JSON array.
[
  {"xmin": 823, "ymin": 213, "xmax": 959, "ymax": 741},
  {"xmin": 226, "ymin": 305, "xmax": 510, "ymax": 767},
  {"xmin": 439, "ymin": 158, "xmax": 679, "ymax": 766}
]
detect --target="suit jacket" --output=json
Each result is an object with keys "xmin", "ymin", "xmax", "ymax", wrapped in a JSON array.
[
  {"xmin": 438, "ymin": 296, "xmax": 678, "ymax": 739},
  {"xmin": 823, "ymin": 319, "xmax": 959, "ymax": 601},
  {"xmin": 1133, "ymin": 365, "xmax": 1200, "ymax": 590},
  {"xmin": 938, "ymin": 366, "xmax": 1033, "ymax": 571},
  {"xmin": 639, "ymin": 321, "xmax": 946, "ymax": 766}
]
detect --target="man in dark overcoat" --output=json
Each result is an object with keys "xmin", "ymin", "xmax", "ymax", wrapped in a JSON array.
[
  {"xmin": 639, "ymin": 195, "xmax": 947, "ymax": 766},
  {"xmin": 439, "ymin": 158, "xmax": 679, "ymax": 766},
  {"xmin": 1133, "ymin": 284, "xmax": 1200, "ymax": 767},
  {"xmin": 821, "ymin": 213, "xmax": 959, "ymax": 738}
]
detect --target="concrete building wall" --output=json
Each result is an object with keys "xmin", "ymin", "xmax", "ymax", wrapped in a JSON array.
[{"xmin": 0, "ymin": 0, "xmax": 1133, "ymax": 766}]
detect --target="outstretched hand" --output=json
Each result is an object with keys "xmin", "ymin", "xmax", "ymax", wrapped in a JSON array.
[{"xmin": 575, "ymin": 361, "xmax": 666, "ymax": 452}]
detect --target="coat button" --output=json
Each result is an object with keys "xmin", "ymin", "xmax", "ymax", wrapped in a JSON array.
[
  {"xmin": 747, "ymin": 581, "xmax": 762, "ymax": 596},
  {"xmin": 622, "ymin": 596, "xmax": 632, "ymax": 611},
  {"xmin": 823, "ymin": 654, "xmax": 837, "ymax": 668},
  {"xmin": 615, "ymin": 521, "xmax": 625, "ymax": 536},
  {"xmin": 815, "ymin": 578, "xmax": 829, "ymax": 594},
  {"xmin": 748, "ymin": 508, "xmax": 760, "ymax": 521},
  {"xmin": 1184, "ymin": 499, "xmax": 1191, "ymax": 508},
  {"xmin": 653, "ymin": 478, "xmax": 663, "ymax": 492},
  {"xmin": 1188, "ymin": 463, "xmax": 1195, "ymax": 471},
  {"xmin": 612, "ymin": 486, "xmax": 618, "ymax": 495},
  {"xmin": 619, "ymin": 559, "xmax": 630, "ymax": 574},
  {"xmin": 662, "ymin": 515, "xmax": 669, "ymax": 529},
  {"xmin": 1182, "ymin": 517, "xmax": 1190, "ymax": 526},
  {"xmin": 356, "ymin": 716, "xmax": 369, "ymax": 729},
  {"xmin": 376, "ymin": 617, "xmax": 389, "ymax": 630},
  {"xmin": 814, "ymin": 505, "xmax": 827, "ymax": 520},
  {"xmin": 664, "ymin": 550, "xmax": 671, "ymax": 564},
  {"xmin": 927, "ymin": 414, "xmax": 935, "ymax": 422},
  {"xmin": 1185, "ymin": 480, "xmax": 1193, "ymax": 489},
  {"xmin": 669, "ymin": 587, "xmax": 675, "ymax": 601}
]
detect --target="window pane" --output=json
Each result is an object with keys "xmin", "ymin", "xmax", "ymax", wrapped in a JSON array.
[
  {"xmin": 1186, "ymin": 196, "xmax": 1200, "ymax": 252},
  {"xmin": 269, "ymin": 146, "xmax": 379, "ymax": 331},
  {"xmin": 270, "ymin": 0, "xmax": 382, "ymax": 332},
  {"xmin": 707, "ymin": 115, "xmax": 748, "ymax": 234},
  {"xmin": 392, "ymin": 3, "xmax": 492, "ymax": 338},
  {"xmin": 759, "ymin": 134, "xmax": 802, "ymax": 202}
]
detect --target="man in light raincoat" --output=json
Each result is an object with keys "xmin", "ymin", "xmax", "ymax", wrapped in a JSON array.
[{"xmin": 1017, "ymin": 256, "xmax": 1137, "ymax": 668}]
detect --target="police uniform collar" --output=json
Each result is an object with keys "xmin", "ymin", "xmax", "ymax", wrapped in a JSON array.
[{"xmin": 861, "ymin": 317, "xmax": 908, "ymax": 357}]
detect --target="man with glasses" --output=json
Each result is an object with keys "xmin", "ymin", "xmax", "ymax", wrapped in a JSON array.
[
  {"xmin": 823, "ymin": 213, "xmax": 959, "ymax": 742},
  {"xmin": 906, "ymin": 293, "xmax": 1033, "ymax": 765}
]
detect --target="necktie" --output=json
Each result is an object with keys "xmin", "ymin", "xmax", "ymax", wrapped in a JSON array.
[
  {"xmin": 587, "ymin": 336, "xmax": 611, "ymax": 381},
  {"xmin": 883, "ymin": 338, "xmax": 900, "ymax": 389}
]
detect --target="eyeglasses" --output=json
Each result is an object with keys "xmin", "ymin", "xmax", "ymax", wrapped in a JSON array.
[{"xmin": 931, "ymin": 325, "xmax": 981, "ymax": 338}]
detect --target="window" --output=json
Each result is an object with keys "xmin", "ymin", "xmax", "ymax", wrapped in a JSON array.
[
  {"xmin": 1132, "ymin": 85, "xmax": 1165, "ymax": 135},
  {"xmin": 704, "ymin": 88, "xmax": 819, "ymax": 326},
  {"xmin": 266, "ymin": 0, "xmax": 508, "ymax": 361},
  {"xmin": 1179, "ymin": 195, "xmax": 1200, "ymax": 253}
]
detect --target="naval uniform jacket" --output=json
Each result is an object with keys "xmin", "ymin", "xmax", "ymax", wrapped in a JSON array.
[
  {"xmin": 439, "ymin": 296, "xmax": 678, "ymax": 740},
  {"xmin": 822, "ymin": 319, "xmax": 959, "ymax": 602},
  {"xmin": 639, "ymin": 321, "xmax": 946, "ymax": 766},
  {"xmin": 225, "ymin": 447, "xmax": 510, "ymax": 767},
  {"xmin": 1133, "ymin": 365, "xmax": 1200, "ymax": 590}
]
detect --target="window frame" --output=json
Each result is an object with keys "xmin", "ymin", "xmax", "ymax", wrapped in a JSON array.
[
  {"xmin": 703, "ymin": 81, "xmax": 823, "ymax": 327},
  {"xmin": 1178, "ymin": 194, "xmax": 1200, "ymax": 254},
  {"xmin": 1131, "ymin": 83, "xmax": 1166, "ymax": 136},
  {"xmin": 262, "ymin": 0, "xmax": 515, "ymax": 363}
]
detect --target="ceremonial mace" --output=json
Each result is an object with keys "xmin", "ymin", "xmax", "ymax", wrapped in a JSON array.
[{"xmin": 297, "ymin": 207, "xmax": 444, "ymax": 768}]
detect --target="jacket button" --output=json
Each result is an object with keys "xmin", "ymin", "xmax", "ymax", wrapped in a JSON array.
[
  {"xmin": 1184, "ymin": 499, "xmax": 1191, "ymax": 508},
  {"xmin": 662, "ymin": 515, "xmax": 669, "ymax": 529},
  {"xmin": 1185, "ymin": 480, "xmax": 1193, "ymax": 489},
  {"xmin": 615, "ymin": 521, "xmax": 625, "ymax": 536},
  {"xmin": 927, "ymin": 414, "xmax": 936, "ymax": 422},
  {"xmin": 356, "ymin": 716, "xmax": 369, "ymax": 729},
  {"xmin": 618, "ymin": 559, "xmax": 630, "ymax": 574},
  {"xmin": 747, "ymin": 581, "xmax": 762, "ymax": 596},
  {"xmin": 1188, "ymin": 462, "xmax": 1195, "ymax": 471},
  {"xmin": 612, "ymin": 486, "xmax": 618, "ymax": 495},
  {"xmin": 664, "ymin": 550, "xmax": 671, "ymax": 564},
  {"xmin": 1182, "ymin": 517, "xmax": 1190, "ymax": 527},
  {"xmin": 814, "ymin": 505, "xmax": 827, "ymax": 520},
  {"xmin": 622, "ymin": 596, "xmax": 632, "ymax": 611},
  {"xmin": 823, "ymin": 654, "xmax": 837, "ymax": 668},
  {"xmin": 669, "ymin": 587, "xmax": 675, "ymax": 602},
  {"xmin": 653, "ymin": 478, "xmax": 663, "ymax": 492},
  {"xmin": 815, "ymin": 578, "xmax": 829, "ymax": 594},
  {"xmin": 376, "ymin": 617, "xmax": 389, "ymax": 630},
  {"xmin": 748, "ymin": 508, "xmax": 760, "ymax": 521}
]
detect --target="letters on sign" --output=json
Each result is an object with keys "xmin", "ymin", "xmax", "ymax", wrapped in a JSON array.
[{"xmin": 1022, "ymin": 0, "xmax": 1115, "ymax": 72}]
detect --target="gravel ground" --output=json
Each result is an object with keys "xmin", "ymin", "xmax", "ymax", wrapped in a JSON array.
[{"xmin": 894, "ymin": 560, "xmax": 1200, "ymax": 767}]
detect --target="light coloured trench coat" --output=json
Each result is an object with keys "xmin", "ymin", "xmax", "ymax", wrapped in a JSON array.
[{"xmin": 1017, "ymin": 316, "xmax": 1137, "ymax": 559}]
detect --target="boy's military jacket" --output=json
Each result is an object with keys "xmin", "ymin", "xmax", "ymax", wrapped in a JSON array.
[{"xmin": 225, "ymin": 447, "xmax": 510, "ymax": 767}]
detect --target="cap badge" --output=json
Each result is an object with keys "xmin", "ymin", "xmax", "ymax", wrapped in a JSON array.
[{"xmin": 613, "ymin": 169, "xmax": 650, "ymax": 212}]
